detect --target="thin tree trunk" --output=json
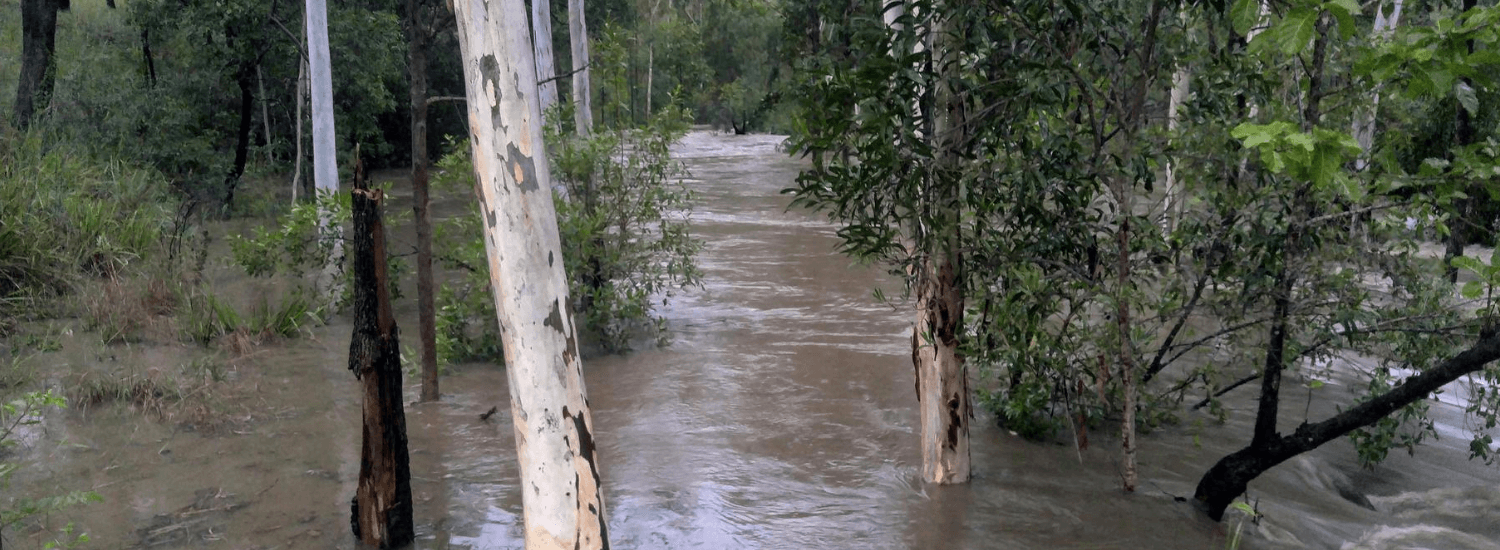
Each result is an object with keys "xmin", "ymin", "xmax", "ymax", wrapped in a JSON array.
[
  {"xmin": 645, "ymin": 45, "xmax": 653, "ymax": 119},
  {"xmin": 915, "ymin": 5, "xmax": 970, "ymax": 485},
  {"xmin": 293, "ymin": 49, "xmax": 307, "ymax": 204},
  {"xmin": 568, "ymin": 0, "xmax": 593, "ymax": 135},
  {"xmin": 13, "ymin": 0, "xmax": 60, "ymax": 129},
  {"xmin": 258, "ymin": 64, "xmax": 273, "ymax": 162},
  {"xmin": 450, "ymin": 0, "xmax": 609, "ymax": 547},
  {"xmin": 347, "ymin": 154, "xmax": 415, "ymax": 549},
  {"xmin": 1162, "ymin": 66, "xmax": 1188, "ymax": 234},
  {"xmin": 408, "ymin": 0, "xmax": 440, "ymax": 402},
  {"xmin": 1351, "ymin": 0, "xmax": 1403, "ymax": 171},
  {"xmin": 141, "ymin": 29, "xmax": 157, "ymax": 88},
  {"xmin": 1116, "ymin": 192, "xmax": 1137, "ymax": 491},
  {"xmin": 532, "ymin": 0, "xmax": 559, "ymax": 113},
  {"xmin": 224, "ymin": 64, "xmax": 256, "ymax": 208},
  {"xmin": 1444, "ymin": 0, "xmax": 1479, "ymax": 284},
  {"xmin": 307, "ymin": 0, "xmax": 343, "ymax": 303}
]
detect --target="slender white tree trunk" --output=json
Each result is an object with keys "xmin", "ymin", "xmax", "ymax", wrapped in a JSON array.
[
  {"xmin": 307, "ymin": 0, "xmax": 343, "ymax": 303},
  {"xmin": 532, "ymin": 0, "xmax": 559, "ymax": 113},
  {"xmin": 450, "ymin": 0, "xmax": 609, "ymax": 547},
  {"xmin": 568, "ymin": 0, "xmax": 593, "ymax": 134},
  {"xmin": 1162, "ymin": 66, "xmax": 1189, "ymax": 234},
  {"xmin": 1353, "ymin": 0, "xmax": 1403, "ymax": 171}
]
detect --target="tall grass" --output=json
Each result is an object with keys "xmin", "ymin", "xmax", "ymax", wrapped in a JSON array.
[{"xmin": 0, "ymin": 131, "xmax": 173, "ymax": 323}]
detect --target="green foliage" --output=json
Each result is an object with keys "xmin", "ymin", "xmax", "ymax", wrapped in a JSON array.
[
  {"xmin": 0, "ymin": 129, "xmax": 174, "ymax": 321},
  {"xmin": 430, "ymin": 107, "xmax": 702, "ymax": 360},
  {"xmin": 228, "ymin": 187, "xmax": 405, "ymax": 311},
  {"xmin": 549, "ymin": 106, "xmax": 704, "ymax": 351}
]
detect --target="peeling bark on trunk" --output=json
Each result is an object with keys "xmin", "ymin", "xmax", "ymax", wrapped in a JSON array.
[
  {"xmin": 568, "ymin": 0, "xmax": 593, "ymax": 135},
  {"xmin": 915, "ymin": 253, "xmax": 970, "ymax": 484},
  {"xmin": 347, "ymin": 157, "xmax": 416, "ymax": 549},
  {"xmin": 914, "ymin": 7, "xmax": 970, "ymax": 485},
  {"xmin": 450, "ymin": 0, "xmax": 609, "ymax": 547},
  {"xmin": 408, "ymin": 0, "xmax": 440, "ymax": 403},
  {"xmin": 532, "ymin": 0, "xmax": 559, "ymax": 113},
  {"xmin": 13, "ymin": 0, "xmax": 61, "ymax": 129}
]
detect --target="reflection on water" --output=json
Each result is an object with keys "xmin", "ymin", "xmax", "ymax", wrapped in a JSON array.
[{"xmin": 7, "ymin": 130, "xmax": 1499, "ymax": 549}]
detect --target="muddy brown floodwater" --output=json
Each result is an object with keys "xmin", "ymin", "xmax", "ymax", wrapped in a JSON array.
[{"xmin": 8, "ymin": 130, "xmax": 1500, "ymax": 549}]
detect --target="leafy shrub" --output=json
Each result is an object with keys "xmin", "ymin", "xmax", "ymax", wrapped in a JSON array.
[
  {"xmin": 0, "ymin": 130, "xmax": 174, "ymax": 323},
  {"xmin": 430, "ymin": 107, "xmax": 703, "ymax": 361}
]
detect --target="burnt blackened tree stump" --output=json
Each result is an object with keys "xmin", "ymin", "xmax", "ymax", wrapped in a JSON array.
[{"xmin": 348, "ymin": 155, "xmax": 414, "ymax": 548}]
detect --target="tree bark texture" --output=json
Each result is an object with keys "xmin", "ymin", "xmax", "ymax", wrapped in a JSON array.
[
  {"xmin": 914, "ymin": 7, "xmax": 971, "ymax": 485},
  {"xmin": 531, "ymin": 0, "xmax": 560, "ymax": 113},
  {"xmin": 306, "ymin": 0, "xmax": 343, "ymax": 302},
  {"xmin": 1116, "ymin": 211, "xmax": 1137, "ymax": 492},
  {"xmin": 568, "ymin": 0, "xmax": 593, "ymax": 135},
  {"xmin": 914, "ymin": 253, "xmax": 970, "ymax": 484},
  {"xmin": 347, "ymin": 158, "xmax": 416, "ymax": 549},
  {"xmin": 408, "ymin": 0, "xmax": 440, "ymax": 402},
  {"xmin": 450, "ymin": 0, "xmax": 609, "ymax": 547},
  {"xmin": 1195, "ymin": 334, "xmax": 1500, "ymax": 520},
  {"xmin": 13, "ymin": 0, "xmax": 60, "ymax": 129}
]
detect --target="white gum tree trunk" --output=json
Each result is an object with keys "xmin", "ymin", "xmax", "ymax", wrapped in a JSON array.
[
  {"xmin": 450, "ymin": 0, "xmax": 609, "ymax": 547},
  {"xmin": 568, "ymin": 0, "xmax": 593, "ymax": 134},
  {"xmin": 886, "ymin": 0, "xmax": 970, "ymax": 484},
  {"xmin": 1352, "ymin": 0, "xmax": 1403, "ymax": 171},
  {"xmin": 1162, "ymin": 65, "xmax": 1189, "ymax": 234},
  {"xmin": 306, "ymin": 0, "xmax": 343, "ymax": 303},
  {"xmin": 532, "ymin": 0, "xmax": 559, "ymax": 113}
]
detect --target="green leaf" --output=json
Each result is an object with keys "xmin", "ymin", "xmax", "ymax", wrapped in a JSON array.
[
  {"xmin": 1231, "ymin": 0, "xmax": 1263, "ymax": 36},
  {"xmin": 1309, "ymin": 379, "xmax": 1325, "ymax": 389},
  {"xmin": 1452, "ymin": 255, "xmax": 1485, "ymax": 275},
  {"xmin": 1456, "ymin": 81, "xmax": 1479, "ymax": 118},
  {"xmin": 1276, "ymin": 8, "xmax": 1318, "ymax": 55},
  {"xmin": 1286, "ymin": 132, "xmax": 1316, "ymax": 152},
  {"xmin": 1325, "ymin": 0, "xmax": 1360, "ymax": 38},
  {"xmin": 1462, "ymin": 280, "xmax": 1485, "ymax": 299}
]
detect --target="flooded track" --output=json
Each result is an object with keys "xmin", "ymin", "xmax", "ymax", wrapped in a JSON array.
[{"xmin": 6, "ymin": 130, "xmax": 1499, "ymax": 549}]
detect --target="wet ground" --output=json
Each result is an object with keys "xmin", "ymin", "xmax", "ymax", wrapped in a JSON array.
[{"xmin": 5, "ymin": 130, "xmax": 1500, "ymax": 549}]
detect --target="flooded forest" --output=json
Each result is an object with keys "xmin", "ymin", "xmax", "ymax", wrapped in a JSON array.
[{"xmin": 4, "ymin": 0, "xmax": 1500, "ymax": 548}]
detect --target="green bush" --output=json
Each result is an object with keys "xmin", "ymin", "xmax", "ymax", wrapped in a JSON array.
[
  {"xmin": 430, "ymin": 107, "xmax": 703, "ymax": 361},
  {"xmin": 0, "ymin": 130, "xmax": 174, "ymax": 323}
]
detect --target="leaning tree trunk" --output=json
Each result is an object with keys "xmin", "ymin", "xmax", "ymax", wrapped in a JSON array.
[
  {"xmin": 915, "ymin": 6, "xmax": 971, "ymax": 485},
  {"xmin": 13, "ymin": 0, "xmax": 61, "ymax": 129},
  {"xmin": 531, "ymin": 0, "xmax": 560, "ymax": 113},
  {"xmin": 307, "ymin": 0, "xmax": 343, "ymax": 303},
  {"xmin": 347, "ymin": 155, "xmax": 415, "ymax": 548},
  {"xmin": 450, "ymin": 0, "xmax": 609, "ymax": 547},
  {"xmin": 407, "ymin": 0, "xmax": 440, "ymax": 402},
  {"xmin": 1195, "ymin": 334, "xmax": 1500, "ymax": 520},
  {"xmin": 568, "ymin": 0, "xmax": 593, "ymax": 135}
]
